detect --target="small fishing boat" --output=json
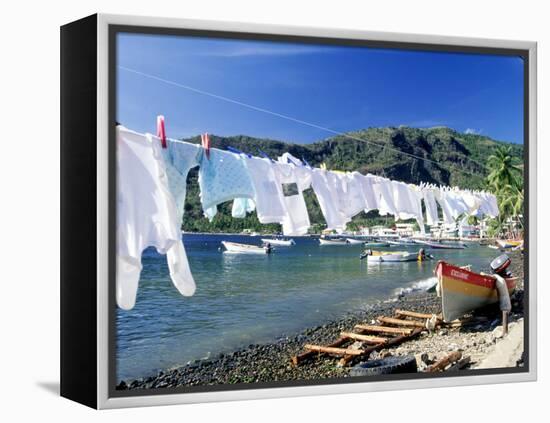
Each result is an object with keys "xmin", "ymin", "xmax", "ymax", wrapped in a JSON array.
[
  {"xmin": 363, "ymin": 241, "xmax": 390, "ymax": 248},
  {"xmin": 387, "ymin": 238, "xmax": 417, "ymax": 246},
  {"xmin": 360, "ymin": 250, "xmax": 419, "ymax": 263},
  {"xmin": 435, "ymin": 259, "xmax": 517, "ymax": 322},
  {"xmin": 261, "ymin": 238, "xmax": 295, "ymax": 246},
  {"xmin": 414, "ymin": 239, "xmax": 466, "ymax": 250},
  {"xmin": 496, "ymin": 239, "xmax": 523, "ymax": 249},
  {"xmin": 221, "ymin": 241, "xmax": 271, "ymax": 254},
  {"xmin": 345, "ymin": 238, "xmax": 365, "ymax": 245},
  {"xmin": 319, "ymin": 237, "xmax": 347, "ymax": 246}
]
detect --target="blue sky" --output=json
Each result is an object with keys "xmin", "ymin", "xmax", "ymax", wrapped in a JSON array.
[{"xmin": 117, "ymin": 33, "xmax": 524, "ymax": 144}]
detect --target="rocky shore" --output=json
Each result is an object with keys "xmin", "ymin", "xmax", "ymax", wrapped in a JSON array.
[{"xmin": 117, "ymin": 251, "xmax": 525, "ymax": 391}]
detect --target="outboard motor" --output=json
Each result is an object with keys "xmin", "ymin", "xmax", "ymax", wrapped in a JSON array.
[{"xmin": 490, "ymin": 254, "xmax": 512, "ymax": 278}]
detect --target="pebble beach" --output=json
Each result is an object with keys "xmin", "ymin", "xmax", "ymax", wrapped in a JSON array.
[{"xmin": 117, "ymin": 250, "xmax": 525, "ymax": 391}]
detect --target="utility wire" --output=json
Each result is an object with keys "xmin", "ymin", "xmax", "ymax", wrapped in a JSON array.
[{"xmin": 119, "ymin": 65, "xmax": 487, "ymax": 178}]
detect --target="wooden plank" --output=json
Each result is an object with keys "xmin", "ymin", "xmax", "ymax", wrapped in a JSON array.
[
  {"xmin": 354, "ymin": 324, "xmax": 413, "ymax": 335},
  {"xmin": 426, "ymin": 352, "xmax": 462, "ymax": 372},
  {"xmin": 339, "ymin": 327, "xmax": 424, "ymax": 367},
  {"xmin": 395, "ymin": 309, "xmax": 442, "ymax": 320},
  {"xmin": 446, "ymin": 356, "xmax": 471, "ymax": 372},
  {"xmin": 377, "ymin": 316, "xmax": 426, "ymax": 328},
  {"xmin": 304, "ymin": 344, "xmax": 364, "ymax": 356},
  {"xmin": 340, "ymin": 332, "xmax": 388, "ymax": 344},
  {"xmin": 291, "ymin": 337, "xmax": 347, "ymax": 365}
]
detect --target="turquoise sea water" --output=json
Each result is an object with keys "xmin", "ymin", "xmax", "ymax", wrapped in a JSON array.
[{"xmin": 116, "ymin": 234, "xmax": 498, "ymax": 381}]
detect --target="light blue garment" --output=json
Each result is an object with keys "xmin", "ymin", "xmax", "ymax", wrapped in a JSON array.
[
  {"xmin": 231, "ymin": 197, "xmax": 256, "ymax": 218},
  {"xmin": 161, "ymin": 140, "xmax": 201, "ymax": 222},
  {"xmin": 198, "ymin": 148, "xmax": 256, "ymax": 220}
]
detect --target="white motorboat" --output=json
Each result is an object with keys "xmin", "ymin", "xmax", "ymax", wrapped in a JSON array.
[
  {"xmin": 221, "ymin": 241, "xmax": 271, "ymax": 254},
  {"xmin": 261, "ymin": 238, "xmax": 295, "ymax": 246},
  {"xmin": 319, "ymin": 238, "xmax": 347, "ymax": 246},
  {"xmin": 361, "ymin": 250, "xmax": 419, "ymax": 263},
  {"xmin": 345, "ymin": 238, "xmax": 364, "ymax": 245}
]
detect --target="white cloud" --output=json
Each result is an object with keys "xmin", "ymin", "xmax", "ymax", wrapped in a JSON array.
[{"xmin": 465, "ymin": 128, "xmax": 482, "ymax": 135}]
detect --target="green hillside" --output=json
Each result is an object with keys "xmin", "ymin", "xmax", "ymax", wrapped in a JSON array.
[{"xmin": 180, "ymin": 126, "xmax": 523, "ymax": 233}]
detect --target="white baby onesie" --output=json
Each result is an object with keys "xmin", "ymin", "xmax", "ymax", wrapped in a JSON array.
[{"xmin": 116, "ymin": 127, "xmax": 195, "ymax": 310}]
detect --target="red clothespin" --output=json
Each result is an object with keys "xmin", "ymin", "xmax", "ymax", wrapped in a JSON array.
[
  {"xmin": 201, "ymin": 133, "xmax": 210, "ymax": 159},
  {"xmin": 156, "ymin": 115, "xmax": 167, "ymax": 149}
]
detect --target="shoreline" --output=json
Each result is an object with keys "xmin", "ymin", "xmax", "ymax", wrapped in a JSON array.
[{"xmin": 117, "ymin": 251, "xmax": 524, "ymax": 390}]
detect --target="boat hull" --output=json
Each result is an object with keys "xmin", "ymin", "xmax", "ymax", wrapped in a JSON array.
[
  {"xmin": 363, "ymin": 242, "xmax": 390, "ymax": 248},
  {"xmin": 221, "ymin": 241, "xmax": 268, "ymax": 254},
  {"xmin": 261, "ymin": 238, "xmax": 295, "ymax": 246},
  {"xmin": 366, "ymin": 251, "xmax": 417, "ymax": 263},
  {"xmin": 496, "ymin": 239, "xmax": 523, "ymax": 249},
  {"xmin": 319, "ymin": 239, "xmax": 347, "ymax": 246},
  {"xmin": 435, "ymin": 261, "xmax": 517, "ymax": 322},
  {"xmin": 415, "ymin": 240, "xmax": 465, "ymax": 249},
  {"xmin": 345, "ymin": 238, "xmax": 364, "ymax": 245}
]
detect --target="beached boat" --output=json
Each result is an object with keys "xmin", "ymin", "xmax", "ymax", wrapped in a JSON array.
[
  {"xmin": 361, "ymin": 250, "xmax": 418, "ymax": 263},
  {"xmin": 261, "ymin": 238, "xmax": 295, "ymax": 246},
  {"xmin": 496, "ymin": 239, "xmax": 523, "ymax": 249},
  {"xmin": 414, "ymin": 239, "xmax": 466, "ymax": 250},
  {"xmin": 319, "ymin": 238, "xmax": 347, "ymax": 246},
  {"xmin": 345, "ymin": 238, "xmax": 365, "ymax": 245},
  {"xmin": 435, "ymin": 260, "xmax": 517, "ymax": 322},
  {"xmin": 221, "ymin": 241, "xmax": 271, "ymax": 254}
]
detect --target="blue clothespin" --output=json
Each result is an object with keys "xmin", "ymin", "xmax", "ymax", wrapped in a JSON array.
[
  {"xmin": 226, "ymin": 146, "xmax": 251, "ymax": 158},
  {"xmin": 258, "ymin": 149, "xmax": 274, "ymax": 162}
]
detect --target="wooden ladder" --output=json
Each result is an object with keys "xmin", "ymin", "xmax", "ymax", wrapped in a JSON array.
[{"xmin": 291, "ymin": 309, "xmax": 442, "ymax": 367}]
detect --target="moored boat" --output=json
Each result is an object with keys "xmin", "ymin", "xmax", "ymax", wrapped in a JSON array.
[
  {"xmin": 414, "ymin": 239, "xmax": 466, "ymax": 250},
  {"xmin": 221, "ymin": 241, "xmax": 271, "ymax": 254},
  {"xmin": 261, "ymin": 238, "xmax": 295, "ymax": 246},
  {"xmin": 361, "ymin": 250, "xmax": 418, "ymax": 262},
  {"xmin": 345, "ymin": 238, "xmax": 364, "ymax": 245},
  {"xmin": 496, "ymin": 239, "xmax": 523, "ymax": 249},
  {"xmin": 319, "ymin": 237, "xmax": 347, "ymax": 246},
  {"xmin": 435, "ymin": 260, "xmax": 517, "ymax": 322},
  {"xmin": 363, "ymin": 241, "xmax": 390, "ymax": 248}
]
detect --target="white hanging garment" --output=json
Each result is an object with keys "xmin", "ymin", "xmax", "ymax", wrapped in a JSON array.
[
  {"xmin": 272, "ymin": 161, "xmax": 312, "ymax": 235},
  {"xmin": 243, "ymin": 156, "xmax": 287, "ymax": 223},
  {"xmin": 434, "ymin": 188, "xmax": 455, "ymax": 224},
  {"xmin": 391, "ymin": 181, "xmax": 417, "ymax": 220},
  {"xmin": 410, "ymin": 186, "xmax": 426, "ymax": 234},
  {"xmin": 422, "ymin": 186, "xmax": 439, "ymax": 225},
  {"xmin": 373, "ymin": 177, "xmax": 397, "ymax": 216},
  {"xmin": 487, "ymin": 192, "xmax": 500, "ymax": 217},
  {"xmin": 116, "ymin": 127, "xmax": 195, "ymax": 310},
  {"xmin": 444, "ymin": 189, "xmax": 470, "ymax": 219},
  {"xmin": 357, "ymin": 173, "xmax": 380, "ymax": 212},
  {"xmin": 231, "ymin": 197, "xmax": 256, "ymax": 218},
  {"xmin": 462, "ymin": 190, "xmax": 482, "ymax": 216},
  {"xmin": 310, "ymin": 169, "xmax": 349, "ymax": 232},
  {"xmin": 341, "ymin": 172, "xmax": 368, "ymax": 219},
  {"xmin": 198, "ymin": 148, "xmax": 256, "ymax": 221}
]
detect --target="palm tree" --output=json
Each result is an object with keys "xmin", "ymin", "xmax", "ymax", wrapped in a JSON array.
[
  {"xmin": 487, "ymin": 146, "xmax": 522, "ymax": 190},
  {"xmin": 486, "ymin": 146, "xmax": 524, "ymax": 238}
]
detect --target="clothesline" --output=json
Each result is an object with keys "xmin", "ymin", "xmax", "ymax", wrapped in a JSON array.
[
  {"xmin": 115, "ymin": 125, "xmax": 498, "ymax": 310},
  {"xmin": 118, "ymin": 65, "xmax": 486, "ymax": 179}
]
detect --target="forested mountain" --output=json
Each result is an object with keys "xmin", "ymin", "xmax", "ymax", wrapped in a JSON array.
[{"xmin": 180, "ymin": 126, "xmax": 523, "ymax": 233}]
